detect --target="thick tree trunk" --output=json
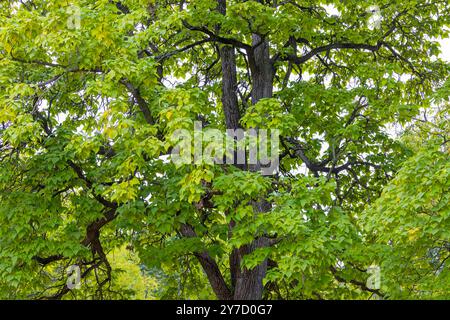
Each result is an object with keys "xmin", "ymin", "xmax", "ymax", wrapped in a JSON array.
[
  {"xmin": 195, "ymin": 0, "xmax": 274, "ymax": 301},
  {"xmin": 250, "ymin": 34, "xmax": 274, "ymax": 104},
  {"xmin": 220, "ymin": 45, "xmax": 240, "ymax": 129},
  {"xmin": 217, "ymin": 0, "xmax": 248, "ymax": 299},
  {"xmin": 233, "ymin": 235, "xmax": 270, "ymax": 300},
  {"xmin": 233, "ymin": 33, "xmax": 274, "ymax": 300},
  {"xmin": 217, "ymin": 0, "xmax": 240, "ymax": 131}
]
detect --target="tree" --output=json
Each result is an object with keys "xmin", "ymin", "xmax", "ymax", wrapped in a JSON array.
[
  {"xmin": 0, "ymin": 0, "xmax": 449, "ymax": 299},
  {"xmin": 363, "ymin": 104, "xmax": 449, "ymax": 298}
]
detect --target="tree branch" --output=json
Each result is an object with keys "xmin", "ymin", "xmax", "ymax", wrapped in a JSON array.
[
  {"xmin": 330, "ymin": 266, "xmax": 385, "ymax": 298},
  {"xmin": 120, "ymin": 79, "xmax": 155, "ymax": 125},
  {"xmin": 179, "ymin": 223, "xmax": 233, "ymax": 300},
  {"xmin": 182, "ymin": 20, "xmax": 253, "ymax": 52}
]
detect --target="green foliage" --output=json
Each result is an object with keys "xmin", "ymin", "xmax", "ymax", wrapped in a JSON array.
[
  {"xmin": 0, "ymin": 0, "xmax": 449, "ymax": 300},
  {"xmin": 363, "ymin": 110, "xmax": 449, "ymax": 299}
]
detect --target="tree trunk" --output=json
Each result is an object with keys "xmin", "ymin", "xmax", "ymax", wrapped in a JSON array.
[
  {"xmin": 217, "ymin": 0, "xmax": 248, "ymax": 299},
  {"xmin": 195, "ymin": 0, "xmax": 275, "ymax": 300},
  {"xmin": 250, "ymin": 34, "xmax": 274, "ymax": 104},
  {"xmin": 233, "ymin": 33, "xmax": 273, "ymax": 300},
  {"xmin": 219, "ymin": 45, "xmax": 240, "ymax": 129}
]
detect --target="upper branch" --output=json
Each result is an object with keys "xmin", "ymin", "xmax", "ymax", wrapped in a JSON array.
[
  {"xmin": 274, "ymin": 41, "xmax": 383, "ymax": 65},
  {"xmin": 182, "ymin": 20, "xmax": 253, "ymax": 52},
  {"xmin": 120, "ymin": 79, "xmax": 155, "ymax": 125}
]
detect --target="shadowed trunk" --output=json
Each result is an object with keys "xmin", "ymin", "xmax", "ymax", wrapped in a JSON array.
[
  {"xmin": 217, "ymin": 0, "xmax": 245, "ymax": 299},
  {"xmin": 220, "ymin": 46, "xmax": 240, "ymax": 129},
  {"xmin": 191, "ymin": 0, "xmax": 274, "ymax": 301},
  {"xmin": 250, "ymin": 34, "xmax": 274, "ymax": 104},
  {"xmin": 233, "ymin": 32, "xmax": 273, "ymax": 300}
]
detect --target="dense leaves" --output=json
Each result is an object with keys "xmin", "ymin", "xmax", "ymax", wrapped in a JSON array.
[{"xmin": 0, "ymin": 0, "xmax": 449, "ymax": 299}]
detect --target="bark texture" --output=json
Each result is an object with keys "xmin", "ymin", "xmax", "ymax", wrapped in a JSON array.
[
  {"xmin": 188, "ymin": 0, "xmax": 275, "ymax": 301},
  {"xmin": 233, "ymin": 32, "xmax": 273, "ymax": 300},
  {"xmin": 217, "ymin": 0, "xmax": 240, "ymax": 130}
]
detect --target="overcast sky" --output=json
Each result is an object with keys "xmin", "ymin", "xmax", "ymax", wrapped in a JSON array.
[{"xmin": 440, "ymin": 38, "xmax": 450, "ymax": 62}]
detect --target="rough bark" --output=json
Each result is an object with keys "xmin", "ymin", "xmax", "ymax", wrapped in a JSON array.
[
  {"xmin": 250, "ymin": 34, "xmax": 274, "ymax": 104},
  {"xmin": 233, "ymin": 33, "xmax": 274, "ymax": 300},
  {"xmin": 217, "ymin": 0, "xmax": 240, "ymax": 130},
  {"xmin": 217, "ymin": 0, "xmax": 245, "ymax": 298},
  {"xmin": 190, "ymin": 0, "xmax": 274, "ymax": 301},
  {"xmin": 220, "ymin": 46, "xmax": 240, "ymax": 129}
]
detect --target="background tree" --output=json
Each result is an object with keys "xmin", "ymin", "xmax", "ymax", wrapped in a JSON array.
[
  {"xmin": 0, "ymin": 0, "xmax": 449, "ymax": 299},
  {"xmin": 363, "ymin": 101, "xmax": 449, "ymax": 298}
]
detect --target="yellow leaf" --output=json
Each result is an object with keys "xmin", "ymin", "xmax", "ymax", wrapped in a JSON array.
[
  {"xmin": 4, "ymin": 42, "xmax": 12, "ymax": 54},
  {"xmin": 104, "ymin": 127, "xmax": 117, "ymax": 139},
  {"xmin": 407, "ymin": 227, "xmax": 420, "ymax": 242}
]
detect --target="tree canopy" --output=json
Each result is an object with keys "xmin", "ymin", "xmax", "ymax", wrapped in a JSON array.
[{"xmin": 0, "ymin": 0, "xmax": 449, "ymax": 299}]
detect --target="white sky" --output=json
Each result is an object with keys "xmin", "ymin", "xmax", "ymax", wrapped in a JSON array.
[{"xmin": 440, "ymin": 38, "xmax": 450, "ymax": 62}]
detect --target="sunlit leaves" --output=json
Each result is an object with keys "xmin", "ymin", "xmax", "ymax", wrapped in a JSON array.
[{"xmin": 0, "ymin": 0, "xmax": 449, "ymax": 300}]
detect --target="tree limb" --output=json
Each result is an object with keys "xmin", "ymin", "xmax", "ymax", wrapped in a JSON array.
[{"xmin": 179, "ymin": 223, "xmax": 233, "ymax": 300}]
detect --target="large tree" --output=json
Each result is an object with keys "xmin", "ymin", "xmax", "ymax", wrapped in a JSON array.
[{"xmin": 0, "ymin": 0, "xmax": 449, "ymax": 299}]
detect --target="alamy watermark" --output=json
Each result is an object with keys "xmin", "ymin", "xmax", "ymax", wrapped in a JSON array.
[
  {"xmin": 367, "ymin": 5, "xmax": 382, "ymax": 30},
  {"xmin": 67, "ymin": 5, "xmax": 81, "ymax": 30},
  {"xmin": 170, "ymin": 122, "xmax": 280, "ymax": 176},
  {"xmin": 366, "ymin": 265, "xmax": 381, "ymax": 290},
  {"xmin": 66, "ymin": 264, "xmax": 81, "ymax": 290}
]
